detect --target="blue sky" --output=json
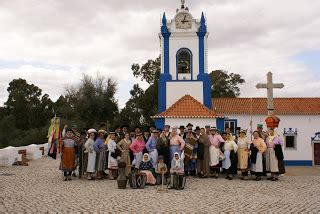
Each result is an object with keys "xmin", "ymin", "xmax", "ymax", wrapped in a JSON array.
[{"xmin": 0, "ymin": 0, "xmax": 320, "ymax": 108}]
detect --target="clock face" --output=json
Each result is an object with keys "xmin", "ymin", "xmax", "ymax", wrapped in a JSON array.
[{"xmin": 175, "ymin": 12, "xmax": 192, "ymax": 29}]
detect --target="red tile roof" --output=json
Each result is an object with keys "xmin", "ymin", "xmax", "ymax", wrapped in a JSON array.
[
  {"xmin": 153, "ymin": 95, "xmax": 224, "ymax": 118},
  {"xmin": 213, "ymin": 98, "xmax": 320, "ymax": 115}
]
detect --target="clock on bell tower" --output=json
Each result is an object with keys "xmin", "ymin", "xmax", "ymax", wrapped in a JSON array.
[{"xmin": 156, "ymin": 0, "xmax": 213, "ymax": 128}]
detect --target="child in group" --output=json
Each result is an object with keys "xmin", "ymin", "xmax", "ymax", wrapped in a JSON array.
[{"xmin": 155, "ymin": 155, "xmax": 168, "ymax": 185}]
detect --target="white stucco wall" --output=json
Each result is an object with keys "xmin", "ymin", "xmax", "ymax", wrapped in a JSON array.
[
  {"xmin": 166, "ymin": 81, "xmax": 203, "ymax": 108},
  {"xmin": 226, "ymin": 114, "xmax": 320, "ymax": 161},
  {"xmin": 165, "ymin": 118, "xmax": 216, "ymax": 129}
]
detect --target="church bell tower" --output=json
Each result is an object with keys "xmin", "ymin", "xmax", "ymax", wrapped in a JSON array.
[{"xmin": 156, "ymin": 1, "xmax": 212, "ymax": 128}]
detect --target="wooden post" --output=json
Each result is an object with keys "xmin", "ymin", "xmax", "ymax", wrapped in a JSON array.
[{"xmin": 18, "ymin": 149, "xmax": 29, "ymax": 166}]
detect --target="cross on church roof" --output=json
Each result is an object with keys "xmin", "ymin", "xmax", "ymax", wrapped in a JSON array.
[
  {"xmin": 256, "ymin": 72, "xmax": 284, "ymax": 116},
  {"xmin": 181, "ymin": 0, "xmax": 185, "ymax": 9}
]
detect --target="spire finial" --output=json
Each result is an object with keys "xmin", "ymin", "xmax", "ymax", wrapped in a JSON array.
[
  {"xmin": 201, "ymin": 12, "xmax": 205, "ymax": 24},
  {"xmin": 162, "ymin": 12, "xmax": 166, "ymax": 25},
  {"xmin": 181, "ymin": 0, "xmax": 185, "ymax": 9}
]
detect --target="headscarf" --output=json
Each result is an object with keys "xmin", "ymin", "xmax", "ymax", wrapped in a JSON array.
[
  {"xmin": 143, "ymin": 153, "xmax": 150, "ymax": 162},
  {"xmin": 173, "ymin": 152, "xmax": 181, "ymax": 168}
]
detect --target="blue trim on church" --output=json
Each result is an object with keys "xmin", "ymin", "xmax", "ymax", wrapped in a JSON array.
[
  {"xmin": 158, "ymin": 13, "xmax": 172, "ymax": 114},
  {"xmin": 155, "ymin": 118, "xmax": 165, "ymax": 130},
  {"xmin": 197, "ymin": 12, "xmax": 212, "ymax": 109},
  {"xmin": 284, "ymin": 160, "xmax": 313, "ymax": 166},
  {"xmin": 216, "ymin": 118, "xmax": 225, "ymax": 132}
]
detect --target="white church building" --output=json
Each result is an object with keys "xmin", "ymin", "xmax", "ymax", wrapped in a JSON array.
[{"xmin": 153, "ymin": 2, "xmax": 320, "ymax": 166}]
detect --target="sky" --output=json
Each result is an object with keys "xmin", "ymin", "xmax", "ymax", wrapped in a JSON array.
[{"xmin": 0, "ymin": 0, "xmax": 319, "ymax": 108}]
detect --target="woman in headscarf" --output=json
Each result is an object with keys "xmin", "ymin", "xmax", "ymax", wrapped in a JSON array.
[
  {"xmin": 139, "ymin": 153, "xmax": 156, "ymax": 185},
  {"xmin": 117, "ymin": 133, "xmax": 132, "ymax": 176},
  {"xmin": 250, "ymin": 131, "xmax": 267, "ymax": 181},
  {"xmin": 222, "ymin": 133, "xmax": 238, "ymax": 180},
  {"xmin": 107, "ymin": 132, "xmax": 118, "ymax": 179},
  {"xmin": 84, "ymin": 129, "xmax": 97, "ymax": 180},
  {"xmin": 170, "ymin": 152, "xmax": 184, "ymax": 174},
  {"xmin": 265, "ymin": 128, "xmax": 284, "ymax": 181},
  {"xmin": 237, "ymin": 129, "xmax": 251, "ymax": 180},
  {"xmin": 130, "ymin": 133, "xmax": 146, "ymax": 169},
  {"xmin": 157, "ymin": 130, "xmax": 170, "ymax": 169},
  {"xmin": 60, "ymin": 128, "xmax": 78, "ymax": 181}
]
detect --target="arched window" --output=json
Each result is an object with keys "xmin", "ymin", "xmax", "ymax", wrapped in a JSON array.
[{"xmin": 177, "ymin": 49, "xmax": 192, "ymax": 74}]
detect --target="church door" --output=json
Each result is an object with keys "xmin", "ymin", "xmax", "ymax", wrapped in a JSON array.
[{"xmin": 312, "ymin": 132, "xmax": 320, "ymax": 166}]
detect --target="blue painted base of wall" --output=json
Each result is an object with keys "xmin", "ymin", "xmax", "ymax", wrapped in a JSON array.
[
  {"xmin": 284, "ymin": 160, "xmax": 313, "ymax": 166},
  {"xmin": 216, "ymin": 118, "xmax": 225, "ymax": 132}
]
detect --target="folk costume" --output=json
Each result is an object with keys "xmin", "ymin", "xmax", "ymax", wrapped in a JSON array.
[
  {"xmin": 93, "ymin": 133, "xmax": 107, "ymax": 179},
  {"xmin": 139, "ymin": 153, "xmax": 156, "ymax": 185},
  {"xmin": 146, "ymin": 133, "xmax": 159, "ymax": 168},
  {"xmin": 78, "ymin": 133, "xmax": 88, "ymax": 178},
  {"xmin": 107, "ymin": 138, "xmax": 118, "ymax": 170},
  {"xmin": 130, "ymin": 135, "xmax": 146, "ymax": 169},
  {"xmin": 169, "ymin": 134, "xmax": 185, "ymax": 162},
  {"xmin": 208, "ymin": 132, "xmax": 224, "ymax": 177},
  {"xmin": 117, "ymin": 138, "xmax": 132, "ymax": 176},
  {"xmin": 197, "ymin": 133, "xmax": 211, "ymax": 178},
  {"xmin": 60, "ymin": 130, "xmax": 78, "ymax": 181},
  {"xmin": 250, "ymin": 136, "xmax": 267, "ymax": 180},
  {"xmin": 222, "ymin": 135, "xmax": 238, "ymax": 180},
  {"xmin": 84, "ymin": 138, "xmax": 96, "ymax": 175},
  {"xmin": 265, "ymin": 132, "xmax": 284, "ymax": 180},
  {"xmin": 156, "ymin": 135, "xmax": 170, "ymax": 169},
  {"xmin": 237, "ymin": 131, "xmax": 251, "ymax": 179},
  {"xmin": 170, "ymin": 152, "xmax": 184, "ymax": 174},
  {"xmin": 183, "ymin": 133, "xmax": 197, "ymax": 175},
  {"xmin": 155, "ymin": 156, "xmax": 168, "ymax": 185}
]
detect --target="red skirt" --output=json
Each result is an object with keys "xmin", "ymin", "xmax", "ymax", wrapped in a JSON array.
[{"xmin": 60, "ymin": 147, "xmax": 76, "ymax": 172}]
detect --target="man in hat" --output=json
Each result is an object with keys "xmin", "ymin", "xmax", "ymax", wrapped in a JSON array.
[
  {"xmin": 184, "ymin": 127, "xmax": 198, "ymax": 176},
  {"xmin": 194, "ymin": 126, "xmax": 201, "ymax": 140},
  {"xmin": 205, "ymin": 125, "xmax": 211, "ymax": 135},
  {"xmin": 179, "ymin": 125, "xmax": 186, "ymax": 138},
  {"xmin": 164, "ymin": 125, "xmax": 171, "ymax": 138},
  {"xmin": 143, "ymin": 128, "xmax": 151, "ymax": 143},
  {"xmin": 257, "ymin": 124, "xmax": 268, "ymax": 140},
  {"xmin": 186, "ymin": 123, "xmax": 193, "ymax": 130},
  {"xmin": 146, "ymin": 130, "xmax": 159, "ymax": 168}
]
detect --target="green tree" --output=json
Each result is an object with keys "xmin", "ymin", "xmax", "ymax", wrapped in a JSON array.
[{"xmin": 209, "ymin": 70, "xmax": 245, "ymax": 98}]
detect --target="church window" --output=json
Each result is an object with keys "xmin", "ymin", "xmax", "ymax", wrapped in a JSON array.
[
  {"xmin": 224, "ymin": 120, "xmax": 237, "ymax": 134},
  {"xmin": 283, "ymin": 128, "xmax": 297, "ymax": 149},
  {"xmin": 177, "ymin": 49, "xmax": 192, "ymax": 74}
]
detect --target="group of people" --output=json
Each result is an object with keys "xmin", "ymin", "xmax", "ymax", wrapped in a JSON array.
[{"xmin": 57, "ymin": 122, "xmax": 285, "ymax": 185}]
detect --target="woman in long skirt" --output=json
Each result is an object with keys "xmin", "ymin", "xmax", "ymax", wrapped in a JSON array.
[
  {"xmin": 130, "ymin": 133, "xmax": 145, "ymax": 169},
  {"xmin": 157, "ymin": 131, "xmax": 170, "ymax": 169},
  {"xmin": 169, "ymin": 127, "xmax": 185, "ymax": 162},
  {"xmin": 222, "ymin": 133, "xmax": 238, "ymax": 180},
  {"xmin": 60, "ymin": 128, "xmax": 78, "ymax": 181},
  {"xmin": 84, "ymin": 129, "xmax": 97, "ymax": 180},
  {"xmin": 117, "ymin": 133, "xmax": 132, "ymax": 176},
  {"xmin": 93, "ymin": 130, "xmax": 107, "ymax": 179},
  {"xmin": 208, "ymin": 128, "xmax": 225, "ymax": 178},
  {"xmin": 265, "ymin": 128, "xmax": 284, "ymax": 181},
  {"xmin": 237, "ymin": 129, "xmax": 251, "ymax": 180},
  {"xmin": 107, "ymin": 132, "xmax": 118, "ymax": 179},
  {"xmin": 250, "ymin": 131, "xmax": 267, "ymax": 181}
]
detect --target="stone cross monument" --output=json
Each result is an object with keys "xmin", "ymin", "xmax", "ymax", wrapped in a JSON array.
[{"xmin": 256, "ymin": 72, "xmax": 284, "ymax": 116}]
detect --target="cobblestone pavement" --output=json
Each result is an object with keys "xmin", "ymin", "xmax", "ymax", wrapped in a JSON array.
[{"xmin": 0, "ymin": 157, "xmax": 319, "ymax": 213}]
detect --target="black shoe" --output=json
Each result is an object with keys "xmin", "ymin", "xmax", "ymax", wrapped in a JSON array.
[
  {"xmin": 255, "ymin": 176, "xmax": 261, "ymax": 181},
  {"xmin": 226, "ymin": 176, "xmax": 232, "ymax": 180},
  {"xmin": 64, "ymin": 177, "xmax": 68, "ymax": 181},
  {"xmin": 271, "ymin": 177, "xmax": 278, "ymax": 181},
  {"xmin": 267, "ymin": 177, "xmax": 273, "ymax": 180}
]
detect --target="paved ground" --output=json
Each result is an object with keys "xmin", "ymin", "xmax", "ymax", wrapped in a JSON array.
[{"xmin": 0, "ymin": 157, "xmax": 319, "ymax": 213}]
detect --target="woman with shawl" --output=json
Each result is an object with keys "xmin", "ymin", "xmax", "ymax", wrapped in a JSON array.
[{"xmin": 139, "ymin": 153, "xmax": 156, "ymax": 185}]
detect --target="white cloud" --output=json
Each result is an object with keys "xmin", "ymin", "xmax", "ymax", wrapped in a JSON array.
[{"xmin": 0, "ymin": 0, "xmax": 319, "ymax": 108}]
